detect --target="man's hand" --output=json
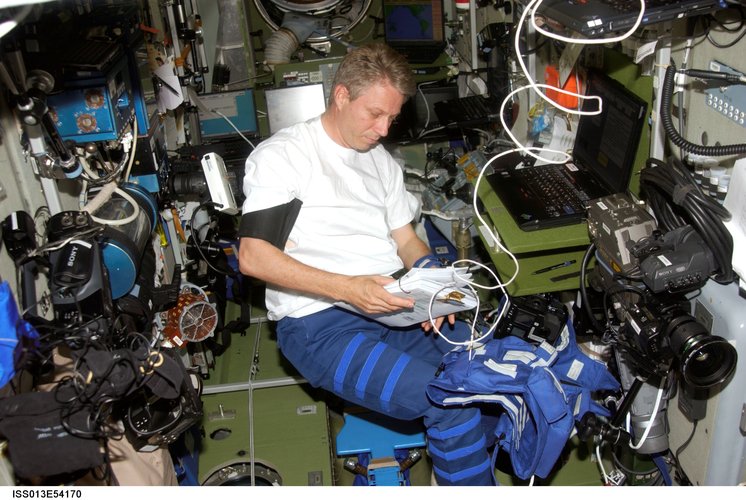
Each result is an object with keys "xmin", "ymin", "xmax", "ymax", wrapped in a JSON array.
[
  {"xmin": 421, "ymin": 313, "xmax": 456, "ymax": 333},
  {"xmin": 341, "ymin": 275, "xmax": 415, "ymax": 315}
]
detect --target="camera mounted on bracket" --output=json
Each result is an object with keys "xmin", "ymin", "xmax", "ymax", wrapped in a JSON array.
[
  {"xmin": 586, "ymin": 193, "xmax": 737, "ymax": 390},
  {"xmin": 494, "ymin": 294, "xmax": 568, "ymax": 347}
]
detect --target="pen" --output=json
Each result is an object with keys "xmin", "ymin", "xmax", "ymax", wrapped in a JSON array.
[{"xmin": 532, "ymin": 259, "xmax": 577, "ymax": 275}]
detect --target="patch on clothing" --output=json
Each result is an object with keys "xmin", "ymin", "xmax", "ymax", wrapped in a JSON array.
[{"xmin": 566, "ymin": 359, "xmax": 584, "ymax": 381}]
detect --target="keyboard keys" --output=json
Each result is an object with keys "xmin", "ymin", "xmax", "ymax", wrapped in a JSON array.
[{"xmin": 515, "ymin": 166, "xmax": 586, "ymax": 218}]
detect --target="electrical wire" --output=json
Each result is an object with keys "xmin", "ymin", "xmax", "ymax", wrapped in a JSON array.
[
  {"xmin": 122, "ymin": 119, "xmax": 138, "ymax": 182},
  {"xmin": 414, "ymin": 80, "xmax": 448, "ymax": 137},
  {"xmin": 513, "ymin": 0, "xmax": 606, "ymax": 117},
  {"xmin": 85, "ymin": 183, "xmax": 142, "ymax": 227},
  {"xmin": 579, "ymin": 243, "xmax": 606, "ymax": 335},
  {"xmin": 531, "ymin": 0, "xmax": 647, "ymax": 45},
  {"xmin": 627, "ymin": 377, "xmax": 665, "ymax": 450},
  {"xmin": 420, "ymin": 143, "xmax": 569, "ymax": 347},
  {"xmin": 596, "ymin": 442, "xmax": 610, "ymax": 485},
  {"xmin": 189, "ymin": 201, "xmax": 237, "ymax": 277},
  {"xmin": 652, "ymin": 454, "xmax": 673, "ymax": 486},
  {"xmin": 674, "ymin": 419, "xmax": 699, "ymax": 470},
  {"xmin": 187, "ymin": 87, "xmax": 256, "ymax": 148},
  {"xmin": 704, "ymin": 6, "xmax": 746, "ymax": 48},
  {"xmin": 79, "ymin": 120, "xmax": 142, "ymax": 225},
  {"xmin": 210, "ymin": 108, "xmax": 257, "ymax": 149},
  {"xmin": 640, "ymin": 156, "xmax": 734, "ymax": 283},
  {"xmin": 659, "ymin": 63, "xmax": 746, "ymax": 156}
]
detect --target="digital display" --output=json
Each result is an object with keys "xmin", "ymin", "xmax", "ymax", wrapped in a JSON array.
[{"xmin": 383, "ymin": 0, "xmax": 444, "ymax": 43}]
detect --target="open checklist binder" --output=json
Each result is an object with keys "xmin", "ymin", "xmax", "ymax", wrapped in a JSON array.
[{"xmin": 336, "ymin": 267, "xmax": 478, "ymax": 327}]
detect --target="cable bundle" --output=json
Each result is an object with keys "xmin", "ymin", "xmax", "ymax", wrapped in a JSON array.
[{"xmin": 640, "ymin": 156, "xmax": 734, "ymax": 283}]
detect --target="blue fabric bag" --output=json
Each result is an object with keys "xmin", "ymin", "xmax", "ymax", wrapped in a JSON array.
[
  {"xmin": 427, "ymin": 321, "xmax": 619, "ymax": 479},
  {"xmin": 0, "ymin": 281, "xmax": 39, "ymax": 388}
]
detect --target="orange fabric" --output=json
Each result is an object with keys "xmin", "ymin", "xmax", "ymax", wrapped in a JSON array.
[{"xmin": 544, "ymin": 66, "xmax": 580, "ymax": 109}]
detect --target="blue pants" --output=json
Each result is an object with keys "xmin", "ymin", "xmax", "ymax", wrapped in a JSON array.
[{"xmin": 276, "ymin": 307, "xmax": 493, "ymax": 486}]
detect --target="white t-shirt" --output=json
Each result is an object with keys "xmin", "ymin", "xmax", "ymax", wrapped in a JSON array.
[{"xmin": 242, "ymin": 116, "xmax": 420, "ymax": 320}]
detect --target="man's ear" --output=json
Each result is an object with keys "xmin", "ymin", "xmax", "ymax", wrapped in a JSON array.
[{"xmin": 333, "ymin": 84, "xmax": 350, "ymax": 108}]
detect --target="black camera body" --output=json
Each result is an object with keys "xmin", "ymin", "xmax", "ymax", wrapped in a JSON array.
[
  {"xmin": 588, "ymin": 194, "xmax": 737, "ymax": 389},
  {"xmin": 47, "ymin": 212, "xmax": 113, "ymax": 335},
  {"xmin": 614, "ymin": 293, "xmax": 736, "ymax": 388},
  {"xmin": 495, "ymin": 294, "xmax": 568, "ymax": 346},
  {"xmin": 631, "ymin": 225, "xmax": 715, "ymax": 294}
]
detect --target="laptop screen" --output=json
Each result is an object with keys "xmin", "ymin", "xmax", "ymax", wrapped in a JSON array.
[
  {"xmin": 573, "ymin": 72, "xmax": 647, "ymax": 194},
  {"xmin": 264, "ymin": 84, "xmax": 327, "ymax": 135},
  {"xmin": 383, "ymin": 0, "xmax": 445, "ymax": 44},
  {"xmin": 197, "ymin": 89, "xmax": 258, "ymax": 140}
]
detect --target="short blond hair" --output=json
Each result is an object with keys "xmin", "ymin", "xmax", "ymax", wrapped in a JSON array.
[{"xmin": 329, "ymin": 43, "xmax": 416, "ymax": 105}]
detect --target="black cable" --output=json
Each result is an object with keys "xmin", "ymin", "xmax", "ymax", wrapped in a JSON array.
[
  {"xmin": 189, "ymin": 201, "xmax": 237, "ymax": 277},
  {"xmin": 674, "ymin": 419, "xmax": 699, "ymax": 471},
  {"xmin": 660, "ymin": 63, "xmax": 746, "ymax": 156},
  {"xmin": 708, "ymin": 6, "xmax": 746, "ymax": 32},
  {"xmin": 579, "ymin": 242, "xmax": 605, "ymax": 335},
  {"xmin": 640, "ymin": 157, "xmax": 735, "ymax": 283},
  {"xmin": 705, "ymin": 5, "xmax": 746, "ymax": 48}
]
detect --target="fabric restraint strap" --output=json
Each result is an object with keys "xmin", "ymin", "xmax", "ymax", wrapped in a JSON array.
[{"xmin": 238, "ymin": 199, "xmax": 302, "ymax": 249}]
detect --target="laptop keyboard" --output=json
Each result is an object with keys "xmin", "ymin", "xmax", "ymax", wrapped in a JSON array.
[
  {"xmin": 459, "ymin": 96, "xmax": 494, "ymax": 120},
  {"xmin": 434, "ymin": 95, "xmax": 497, "ymax": 126},
  {"xmin": 516, "ymin": 166, "xmax": 589, "ymax": 216}
]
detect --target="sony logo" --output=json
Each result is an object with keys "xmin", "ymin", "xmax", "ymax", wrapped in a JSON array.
[{"xmin": 67, "ymin": 246, "xmax": 78, "ymax": 267}]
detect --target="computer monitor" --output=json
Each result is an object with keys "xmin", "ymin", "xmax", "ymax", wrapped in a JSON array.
[
  {"xmin": 197, "ymin": 89, "xmax": 258, "ymax": 141},
  {"xmin": 412, "ymin": 84, "xmax": 459, "ymax": 129},
  {"xmin": 384, "ymin": 83, "xmax": 458, "ymax": 142},
  {"xmin": 382, "ymin": 0, "xmax": 446, "ymax": 64},
  {"xmin": 264, "ymin": 84, "xmax": 327, "ymax": 135}
]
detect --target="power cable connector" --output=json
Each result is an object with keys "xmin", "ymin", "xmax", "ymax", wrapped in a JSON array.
[{"xmin": 679, "ymin": 68, "xmax": 746, "ymax": 85}]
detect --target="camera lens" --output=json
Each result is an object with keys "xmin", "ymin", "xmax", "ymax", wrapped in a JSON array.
[
  {"xmin": 666, "ymin": 315, "xmax": 738, "ymax": 388},
  {"xmin": 170, "ymin": 172, "xmax": 208, "ymax": 197}
]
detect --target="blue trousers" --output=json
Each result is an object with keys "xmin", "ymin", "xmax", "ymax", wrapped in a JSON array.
[{"xmin": 276, "ymin": 307, "xmax": 494, "ymax": 486}]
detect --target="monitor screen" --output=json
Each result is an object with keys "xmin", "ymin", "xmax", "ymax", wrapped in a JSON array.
[
  {"xmin": 574, "ymin": 72, "xmax": 647, "ymax": 194},
  {"xmin": 383, "ymin": 0, "xmax": 444, "ymax": 43},
  {"xmin": 197, "ymin": 89, "xmax": 258, "ymax": 140},
  {"xmin": 264, "ymin": 84, "xmax": 327, "ymax": 135}
]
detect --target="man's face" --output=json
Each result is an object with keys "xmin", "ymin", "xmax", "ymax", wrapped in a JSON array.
[{"xmin": 332, "ymin": 80, "xmax": 406, "ymax": 152}]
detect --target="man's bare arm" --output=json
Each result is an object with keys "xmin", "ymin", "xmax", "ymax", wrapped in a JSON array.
[
  {"xmin": 390, "ymin": 223, "xmax": 432, "ymax": 269},
  {"xmin": 238, "ymin": 237, "xmax": 414, "ymax": 315}
]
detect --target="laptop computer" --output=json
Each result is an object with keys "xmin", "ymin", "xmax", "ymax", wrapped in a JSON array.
[
  {"xmin": 485, "ymin": 71, "xmax": 648, "ymax": 231},
  {"xmin": 197, "ymin": 89, "xmax": 258, "ymax": 142},
  {"xmin": 530, "ymin": 0, "xmax": 727, "ymax": 37},
  {"xmin": 382, "ymin": 0, "xmax": 447, "ymax": 64}
]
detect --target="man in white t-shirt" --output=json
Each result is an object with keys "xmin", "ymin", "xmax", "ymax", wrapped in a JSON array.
[{"xmin": 238, "ymin": 43, "xmax": 492, "ymax": 486}]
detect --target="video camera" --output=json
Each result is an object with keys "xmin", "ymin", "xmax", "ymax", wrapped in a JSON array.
[
  {"xmin": 577, "ymin": 193, "xmax": 738, "ymax": 455},
  {"xmin": 586, "ymin": 193, "xmax": 737, "ymax": 390}
]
